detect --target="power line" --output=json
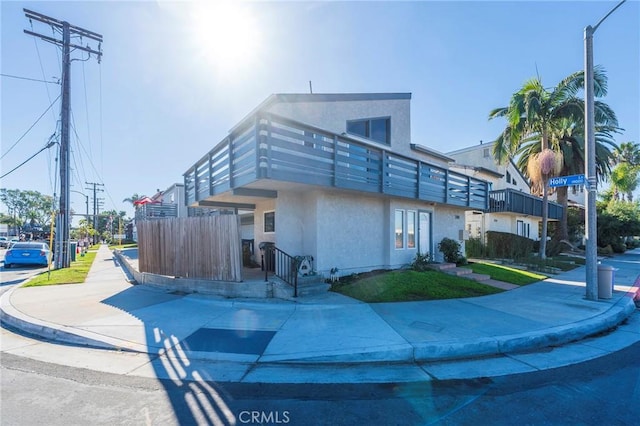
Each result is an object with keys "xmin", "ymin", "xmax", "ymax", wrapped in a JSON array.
[
  {"xmin": 0, "ymin": 73, "xmax": 59, "ymax": 84},
  {"xmin": 0, "ymin": 138, "xmax": 57, "ymax": 179},
  {"xmin": 0, "ymin": 94, "xmax": 61, "ymax": 160}
]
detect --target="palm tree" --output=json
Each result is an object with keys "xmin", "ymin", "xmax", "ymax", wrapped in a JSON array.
[
  {"xmin": 122, "ymin": 193, "xmax": 144, "ymax": 209},
  {"xmin": 610, "ymin": 163, "xmax": 639, "ymax": 202},
  {"xmin": 611, "ymin": 142, "xmax": 640, "ymax": 202},
  {"xmin": 489, "ymin": 66, "xmax": 615, "ymax": 259},
  {"xmin": 515, "ymin": 118, "xmax": 617, "ymax": 241},
  {"xmin": 612, "ymin": 141, "xmax": 640, "ymax": 166}
]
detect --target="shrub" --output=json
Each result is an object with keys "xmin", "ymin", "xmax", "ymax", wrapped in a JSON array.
[
  {"xmin": 545, "ymin": 239, "xmax": 564, "ymax": 257},
  {"xmin": 486, "ymin": 231, "xmax": 534, "ymax": 259},
  {"xmin": 438, "ymin": 238, "xmax": 463, "ymax": 264},
  {"xmin": 410, "ymin": 252, "xmax": 432, "ymax": 271},
  {"xmin": 465, "ymin": 237, "xmax": 486, "ymax": 258}
]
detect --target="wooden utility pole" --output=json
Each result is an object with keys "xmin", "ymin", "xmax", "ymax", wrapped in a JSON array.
[
  {"xmin": 86, "ymin": 182, "xmax": 105, "ymax": 244},
  {"xmin": 23, "ymin": 9, "xmax": 102, "ymax": 268}
]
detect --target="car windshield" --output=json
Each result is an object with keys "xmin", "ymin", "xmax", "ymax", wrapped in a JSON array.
[{"xmin": 11, "ymin": 243, "xmax": 48, "ymax": 250}]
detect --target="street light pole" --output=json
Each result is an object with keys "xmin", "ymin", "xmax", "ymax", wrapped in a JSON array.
[
  {"xmin": 70, "ymin": 190, "xmax": 89, "ymax": 249},
  {"xmin": 584, "ymin": 0, "xmax": 626, "ymax": 301},
  {"xmin": 70, "ymin": 190, "xmax": 89, "ymax": 222}
]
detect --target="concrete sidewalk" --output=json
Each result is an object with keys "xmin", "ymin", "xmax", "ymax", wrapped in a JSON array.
[{"xmin": 1, "ymin": 245, "xmax": 639, "ymax": 384}]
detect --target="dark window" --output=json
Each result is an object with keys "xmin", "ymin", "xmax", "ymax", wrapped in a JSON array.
[
  {"xmin": 347, "ymin": 120, "xmax": 368, "ymax": 138},
  {"xmin": 347, "ymin": 117, "xmax": 390, "ymax": 144},
  {"xmin": 506, "ymin": 171, "xmax": 512, "ymax": 184},
  {"xmin": 264, "ymin": 211, "xmax": 275, "ymax": 233}
]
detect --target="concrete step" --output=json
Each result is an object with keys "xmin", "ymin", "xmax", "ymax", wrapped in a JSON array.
[
  {"xmin": 298, "ymin": 282, "xmax": 331, "ymax": 297},
  {"xmin": 271, "ymin": 275, "xmax": 329, "ymax": 298},
  {"xmin": 444, "ymin": 267, "xmax": 473, "ymax": 277},
  {"xmin": 428, "ymin": 263, "xmax": 457, "ymax": 272}
]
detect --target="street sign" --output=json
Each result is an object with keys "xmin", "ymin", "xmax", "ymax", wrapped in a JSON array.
[{"xmin": 549, "ymin": 174, "xmax": 585, "ymax": 188}]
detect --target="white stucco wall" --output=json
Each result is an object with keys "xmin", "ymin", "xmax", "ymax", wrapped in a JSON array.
[
  {"xmin": 266, "ymin": 98, "xmax": 413, "ymax": 156},
  {"xmin": 448, "ymin": 143, "xmax": 530, "ymax": 192},
  {"xmin": 430, "ymin": 206, "xmax": 467, "ymax": 263},
  {"xmin": 253, "ymin": 199, "xmax": 277, "ymax": 257},
  {"xmin": 252, "ymin": 187, "xmax": 470, "ymax": 275},
  {"xmin": 314, "ymin": 192, "xmax": 388, "ymax": 274},
  {"xmin": 483, "ymin": 213, "xmax": 540, "ymax": 241}
]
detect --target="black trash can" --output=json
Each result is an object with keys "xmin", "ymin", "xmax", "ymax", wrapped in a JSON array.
[{"xmin": 70, "ymin": 241, "xmax": 77, "ymax": 262}]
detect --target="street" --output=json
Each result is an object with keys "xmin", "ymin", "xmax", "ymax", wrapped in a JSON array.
[
  {"xmin": 0, "ymin": 248, "xmax": 48, "ymax": 293},
  {"xmin": 1, "ymin": 327, "xmax": 638, "ymax": 425}
]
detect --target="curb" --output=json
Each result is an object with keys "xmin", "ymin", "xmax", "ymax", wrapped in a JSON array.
[{"xmin": 2, "ymin": 282, "xmax": 637, "ymax": 365}]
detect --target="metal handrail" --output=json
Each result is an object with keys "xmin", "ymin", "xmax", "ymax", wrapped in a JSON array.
[{"xmin": 262, "ymin": 245, "xmax": 299, "ymax": 297}]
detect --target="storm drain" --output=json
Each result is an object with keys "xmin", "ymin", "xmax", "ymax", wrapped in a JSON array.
[{"xmin": 180, "ymin": 328, "xmax": 276, "ymax": 355}]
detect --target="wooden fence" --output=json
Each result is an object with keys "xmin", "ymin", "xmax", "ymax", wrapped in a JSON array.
[{"xmin": 136, "ymin": 215, "xmax": 243, "ymax": 282}]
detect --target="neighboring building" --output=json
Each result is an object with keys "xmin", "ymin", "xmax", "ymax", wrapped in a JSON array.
[
  {"xmin": 182, "ymin": 93, "xmax": 490, "ymax": 275},
  {"xmin": 447, "ymin": 142, "xmax": 563, "ymax": 242},
  {"xmin": 161, "ymin": 183, "xmax": 188, "ymax": 218}
]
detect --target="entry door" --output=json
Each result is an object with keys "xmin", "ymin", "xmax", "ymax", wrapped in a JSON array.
[{"xmin": 418, "ymin": 211, "xmax": 432, "ymax": 256}]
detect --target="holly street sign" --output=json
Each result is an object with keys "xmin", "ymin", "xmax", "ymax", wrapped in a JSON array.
[{"xmin": 549, "ymin": 174, "xmax": 585, "ymax": 188}]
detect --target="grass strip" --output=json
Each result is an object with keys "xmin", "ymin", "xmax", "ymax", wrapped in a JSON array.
[{"xmin": 467, "ymin": 262, "xmax": 546, "ymax": 286}]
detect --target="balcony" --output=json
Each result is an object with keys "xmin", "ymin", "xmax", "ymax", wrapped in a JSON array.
[
  {"xmin": 488, "ymin": 188, "xmax": 563, "ymax": 220},
  {"xmin": 184, "ymin": 112, "xmax": 489, "ymax": 210},
  {"xmin": 135, "ymin": 203, "xmax": 178, "ymax": 221}
]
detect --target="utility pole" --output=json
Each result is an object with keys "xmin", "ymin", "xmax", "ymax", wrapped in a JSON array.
[
  {"xmin": 24, "ymin": 9, "xmax": 102, "ymax": 268},
  {"xmin": 86, "ymin": 182, "xmax": 104, "ymax": 244}
]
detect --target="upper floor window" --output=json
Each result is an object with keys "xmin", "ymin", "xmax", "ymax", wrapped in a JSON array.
[
  {"xmin": 346, "ymin": 117, "xmax": 390, "ymax": 144},
  {"xmin": 506, "ymin": 171, "xmax": 514, "ymax": 185}
]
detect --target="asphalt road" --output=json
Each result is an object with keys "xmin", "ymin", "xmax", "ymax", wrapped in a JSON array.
[
  {"xmin": 0, "ymin": 248, "xmax": 47, "ymax": 291},
  {"xmin": 1, "ymin": 330, "xmax": 638, "ymax": 425}
]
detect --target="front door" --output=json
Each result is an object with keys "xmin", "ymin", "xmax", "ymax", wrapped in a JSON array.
[{"xmin": 418, "ymin": 211, "xmax": 432, "ymax": 257}]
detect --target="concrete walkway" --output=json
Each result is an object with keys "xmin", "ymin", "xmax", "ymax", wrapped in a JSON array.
[{"xmin": 1, "ymin": 245, "xmax": 639, "ymax": 384}]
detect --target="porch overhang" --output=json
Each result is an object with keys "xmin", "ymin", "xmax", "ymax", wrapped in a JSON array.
[{"xmin": 197, "ymin": 200, "xmax": 256, "ymax": 210}]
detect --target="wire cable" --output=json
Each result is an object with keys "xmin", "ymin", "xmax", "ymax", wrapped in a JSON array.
[
  {"xmin": 82, "ymin": 61, "xmax": 93, "ymax": 159},
  {"xmin": 0, "ymin": 73, "xmax": 59, "ymax": 85},
  {"xmin": 1, "ymin": 139, "xmax": 57, "ymax": 179},
  {"xmin": 31, "ymin": 21, "xmax": 59, "ymax": 124},
  {"xmin": 1, "ymin": 94, "xmax": 61, "ymax": 160}
]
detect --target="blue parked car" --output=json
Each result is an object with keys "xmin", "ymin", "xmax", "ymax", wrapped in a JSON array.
[{"xmin": 4, "ymin": 242, "xmax": 51, "ymax": 268}]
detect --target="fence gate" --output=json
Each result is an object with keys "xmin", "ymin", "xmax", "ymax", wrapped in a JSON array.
[{"xmin": 136, "ymin": 215, "xmax": 243, "ymax": 282}]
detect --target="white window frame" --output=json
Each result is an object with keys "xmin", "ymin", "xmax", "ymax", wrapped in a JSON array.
[
  {"xmin": 395, "ymin": 209, "xmax": 404, "ymax": 249},
  {"xmin": 407, "ymin": 210, "xmax": 416, "ymax": 249}
]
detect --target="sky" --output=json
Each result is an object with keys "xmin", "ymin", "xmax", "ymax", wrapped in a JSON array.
[{"xmin": 1, "ymin": 0, "xmax": 639, "ymax": 221}]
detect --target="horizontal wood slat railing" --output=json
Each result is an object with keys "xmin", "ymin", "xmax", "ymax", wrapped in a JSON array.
[{"xmin": 184, "ymin": 113, "xmax": 489, "ymax": 210}]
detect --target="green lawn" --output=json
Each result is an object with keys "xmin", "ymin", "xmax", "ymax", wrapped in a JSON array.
[
  {"xmin": 109, "ymin": 243, "xmax": 137, "ymax": 250},
  {"xmin": 24, "ymin": 250, "xmax": 98, "ymax": 287},
  {"xmin": 467, "ymin": 262, "xmax": 546, "ymax": 286},
  {"xmin": 332, "ymin": 270, "xmax": 503, "ymax": 303}
]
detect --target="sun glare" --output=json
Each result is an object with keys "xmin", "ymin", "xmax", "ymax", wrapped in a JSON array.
[{"xmin": 190, "ymin": 2, "xmax": 261, "ymax": 74}]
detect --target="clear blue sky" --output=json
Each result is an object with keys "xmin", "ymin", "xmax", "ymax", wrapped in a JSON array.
[{"xmin": 2, "ymin": 1, "xmax": 639, "ymax": 220}]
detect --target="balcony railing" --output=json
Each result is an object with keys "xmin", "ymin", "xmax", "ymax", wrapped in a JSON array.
[
  {"xmin": 184, "ymin": 112, "xmax": 489, "ymax": 210},
  {"xmin": 135, "ymin": 204, "xmax": 178, "ymax": 220},
  {"xmin": 488, "ymin": 189, "xmax": 563, "ymax": 220}
]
